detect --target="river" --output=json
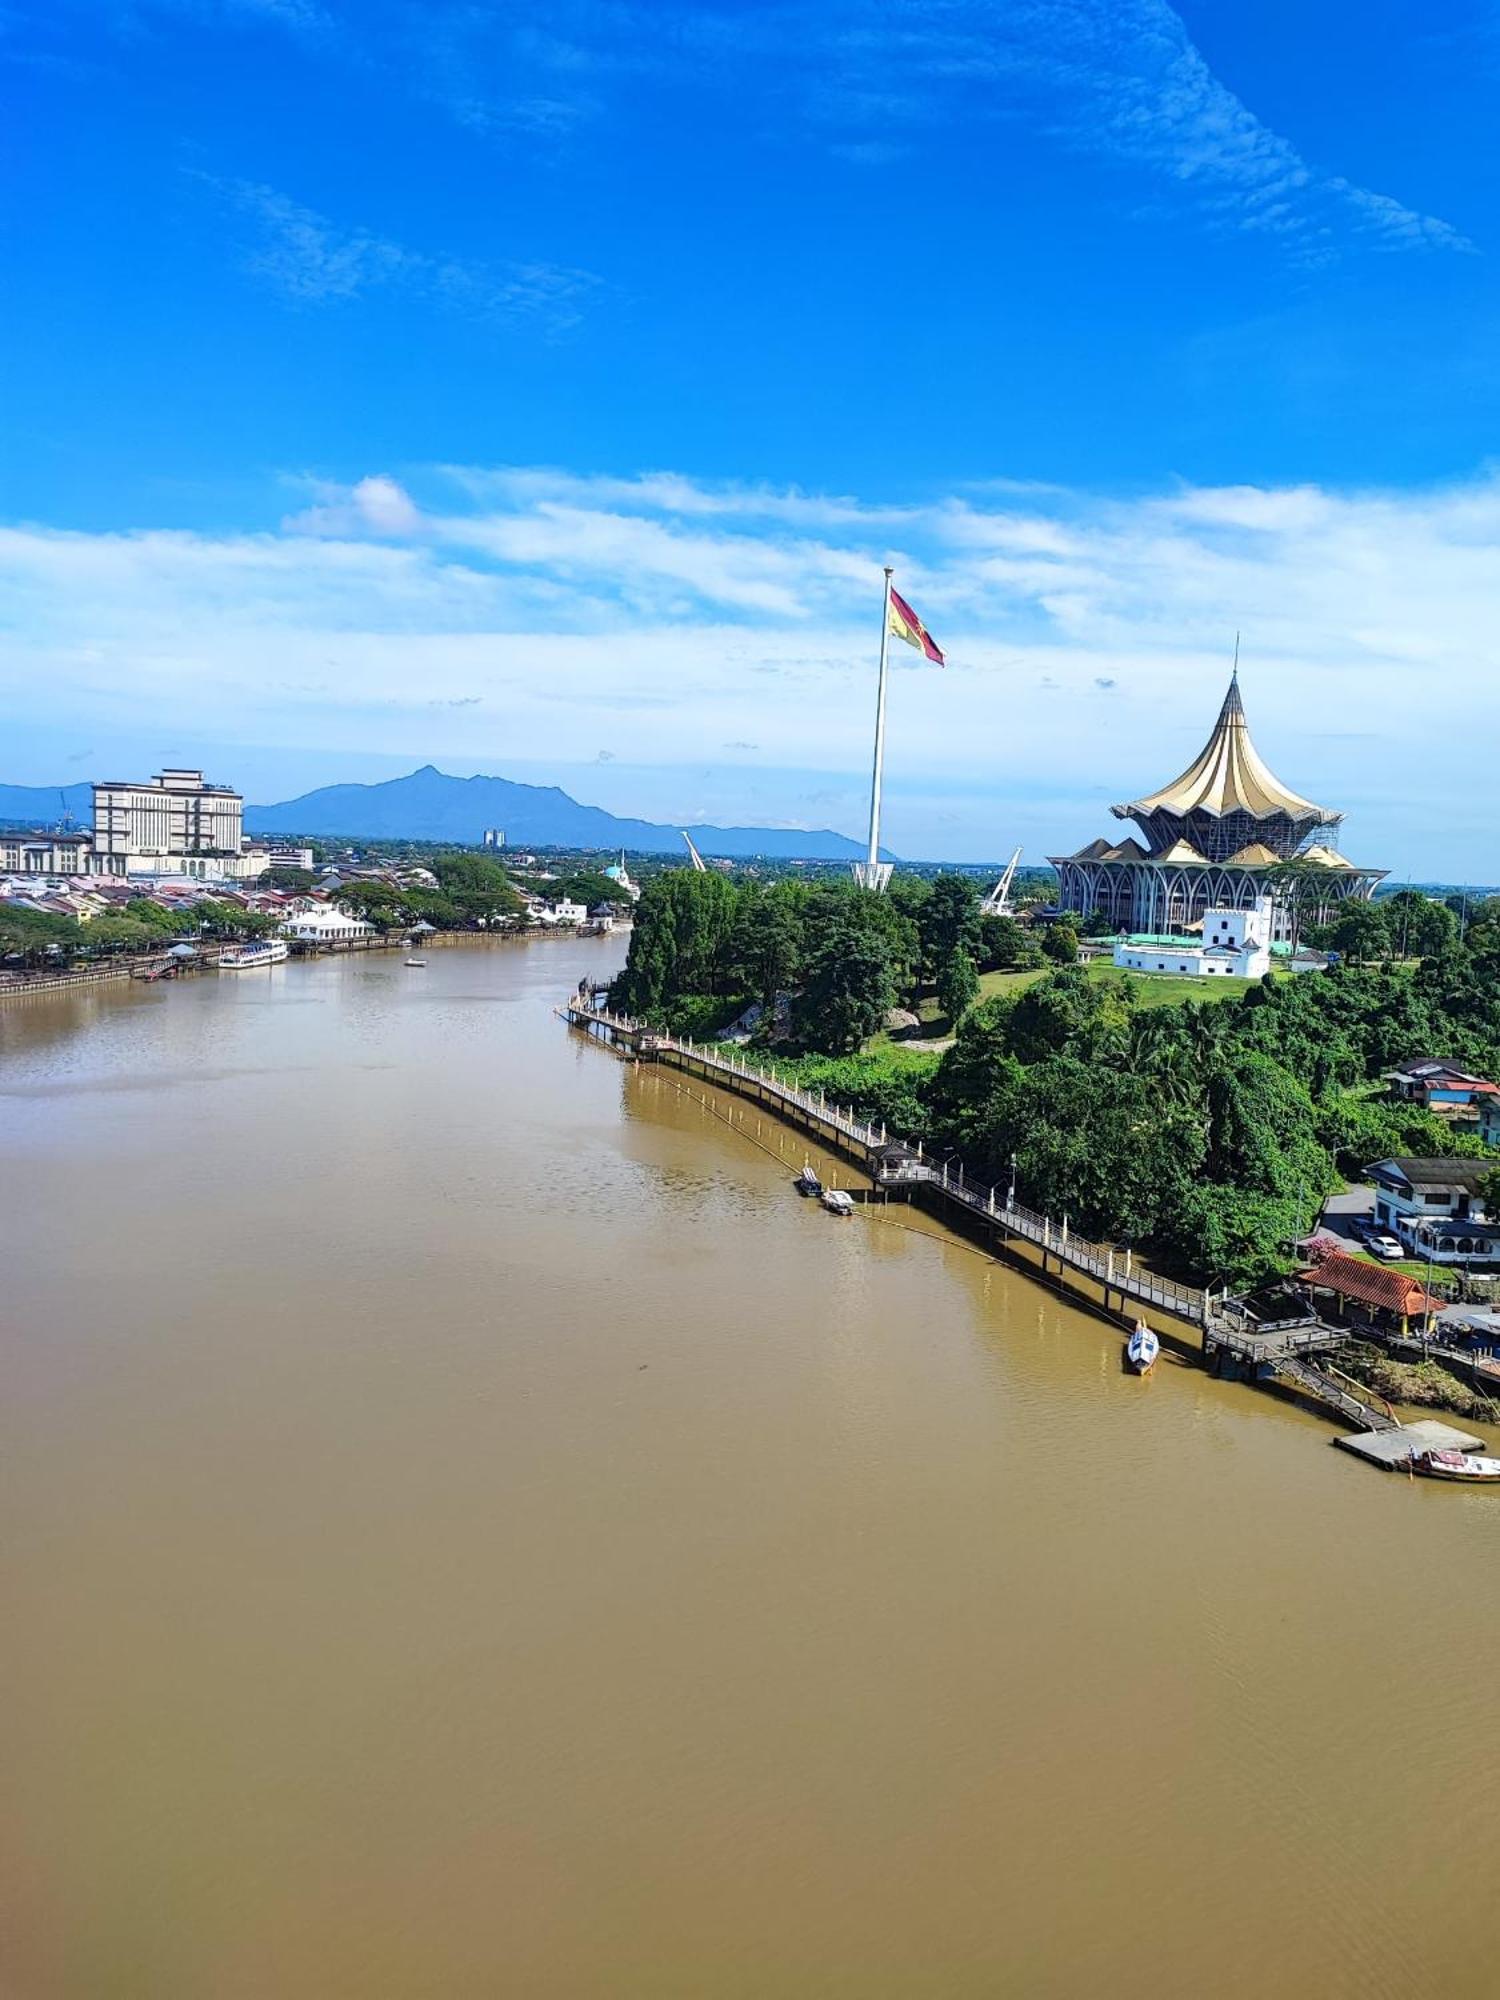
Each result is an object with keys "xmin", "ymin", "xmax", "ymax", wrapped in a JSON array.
[{"xmin": 3, "ymin": 938, "xmax": 1499, "ymax": 1998}]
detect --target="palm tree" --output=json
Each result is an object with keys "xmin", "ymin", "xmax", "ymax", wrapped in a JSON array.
[{"xmin": 1262, "ymin": 858, "xmax": 1335, "ymax": 958}]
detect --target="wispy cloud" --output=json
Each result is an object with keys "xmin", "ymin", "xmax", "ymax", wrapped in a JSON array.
[
  {"xmin": 187, "ymin": 0, "xmax": 1471, "ymax": 260},
  {"xmin": 198, "ymin": 176, "xmax": 599, "ymax": 330},
  {"xmin": 6, "ymin": 461, "xmax": 1500, "ymax": 867},
  {"xmin": 787, "ymin": 0, "xmax": 1473, "ymax": 257}
]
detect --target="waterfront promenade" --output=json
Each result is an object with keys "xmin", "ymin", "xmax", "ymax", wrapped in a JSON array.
[
  {"xmin": 562, "ymin": 997, "xmax": 1216, "ymax": 1338},
  {"xmin": 562, "ymin": 995, "xmax": 1478, "ymax": 1451}
]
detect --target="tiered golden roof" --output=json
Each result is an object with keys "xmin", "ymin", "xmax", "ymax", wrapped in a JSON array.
[{"xmin": 1114, "ymin": 675, "xmax": 1332, "ymax": 823}]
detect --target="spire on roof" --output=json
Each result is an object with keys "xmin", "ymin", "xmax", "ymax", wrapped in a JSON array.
[{"xmin": 1111, "ymin": 671, "xmax": 1335, "ymax": 824}]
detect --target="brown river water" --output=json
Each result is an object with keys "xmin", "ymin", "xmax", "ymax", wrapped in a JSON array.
[{"xmin": 3, "ymin": 937, "xmax": 1500, "ymax": 1998}]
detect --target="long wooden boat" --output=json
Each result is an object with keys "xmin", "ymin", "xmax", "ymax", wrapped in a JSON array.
[{"xmin": 1409, "ymin": 1447, "xmax": 1500, "ymax": 1483}]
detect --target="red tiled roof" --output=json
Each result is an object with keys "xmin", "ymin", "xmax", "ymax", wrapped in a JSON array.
[{"xmin": 1297, "ymin": 1249, "xmax": 1438, "ymax": 1316}]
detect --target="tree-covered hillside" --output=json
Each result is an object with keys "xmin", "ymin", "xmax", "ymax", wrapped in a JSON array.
[{"xmin": 615, "ymin": 870, "xmax": 1500, "ymax": 1287}]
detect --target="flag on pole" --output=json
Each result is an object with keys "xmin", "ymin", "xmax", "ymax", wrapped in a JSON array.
[{"xmin": 888, "ymin": 587, "xmax": 945, "ymax": 665}]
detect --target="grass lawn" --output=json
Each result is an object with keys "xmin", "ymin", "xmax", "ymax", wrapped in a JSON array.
[
  {"xmin": 1337, "ymin": 1246, "xmax": 1449, "ymax": 1284},
  {"xmin": 976, "ymin": 960, "xmax": 1261, "ymax": 1010}
]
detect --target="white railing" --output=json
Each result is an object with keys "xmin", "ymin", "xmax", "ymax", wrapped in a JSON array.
[{"xmin": 564, "ymin": 1002, "xmax": 1210, "ymax": 1327}]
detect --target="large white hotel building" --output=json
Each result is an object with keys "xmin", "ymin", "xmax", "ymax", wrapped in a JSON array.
[{"xmin": 91, "ymin": 769, "xmax": 258, "ymax": 879}]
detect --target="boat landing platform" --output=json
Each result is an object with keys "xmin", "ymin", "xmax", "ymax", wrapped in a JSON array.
[{"xmin": 1335, "ymin": 1421, "xmax": 1488, "ymax": 1472}]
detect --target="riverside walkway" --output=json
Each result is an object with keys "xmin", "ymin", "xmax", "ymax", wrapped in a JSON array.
[
  {"xmin": 561, "ymin": 995, "xmax": 1495, "ymax": 1458},
  {"xmin": 561, "ymin": 998, "xmax": 1217, "ymax": 1339}
]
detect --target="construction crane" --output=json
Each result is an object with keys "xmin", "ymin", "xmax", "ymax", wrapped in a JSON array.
[
  {"xmin": 980, "ymin": 847, "xmax": 1023, "ymax": 916},
  {"xmin": 681, "ymin": 831, "xmax": 707, "ymax": 872}
]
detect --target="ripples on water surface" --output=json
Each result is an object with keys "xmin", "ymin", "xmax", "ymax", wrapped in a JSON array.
[{"xmin": 3, "ymin": 941, "xmax": 1499, "ymax": 1998}]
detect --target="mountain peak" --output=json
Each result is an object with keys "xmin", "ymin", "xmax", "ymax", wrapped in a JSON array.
[{"xmin": 243, "ymin": 765, "xmax": 882, "ymax": 861}]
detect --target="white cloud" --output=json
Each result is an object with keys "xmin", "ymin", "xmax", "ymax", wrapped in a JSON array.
[
  {"xmin": 136, "ymin": 4, "xmax": 1469, "ymax": 260},
  {"xmin": 198, "ymin": 176, "xmax": 600, "ymax": 331},
  {"xmin": 3, "ymin": 463, "xmax": 1499, "ymax": 871}
]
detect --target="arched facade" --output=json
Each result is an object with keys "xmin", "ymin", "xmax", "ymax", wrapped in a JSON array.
[{"xmin": 1048, "ymin": 676, "xmax": 1386, "ymax": 936}]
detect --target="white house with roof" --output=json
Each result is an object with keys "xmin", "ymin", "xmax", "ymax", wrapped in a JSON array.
[
  {"xmin": 1113, "ymin": 897, "xmax": 1275, "ymax": 979},
  {"xmin": 278, "ymin": 906, "xmax": 376, "ymax": 945},
  {"xmin": 1366, "ymin": 1157, "xmax": 1500, "ymax": 1266}
]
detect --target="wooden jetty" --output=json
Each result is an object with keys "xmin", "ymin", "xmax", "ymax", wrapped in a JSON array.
[
  {"xmin": 1336, "ymin": 1420, "xmax": 1488, "ymax": 1472},
  {"xmin": 561, "ymin": 999, "xmax": 1220, "ymax": 1339},
  {"xmin": 559, "ymin": 997, "xmax": 1500, "ymax": 1462}
]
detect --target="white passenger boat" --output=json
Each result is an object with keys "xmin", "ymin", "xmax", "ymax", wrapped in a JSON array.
[
  {"xmin": 821, "ymin": 1189, "xmax": 856, "ymax": 1217},
  {"xmin": 404, "ymin": 957, "xmax": 427, "ymax": 967},
  {"xmin": 1126, "ymin": 1322, "xmax": 1160, "ymax": 1374},
  {"xmin": 1409, "ymin": 1447, "xmax": 1500, "ymax": 1484},
  {"xmin": 218, "ymin": 939, "xmax": 289, "ymax": 969}
]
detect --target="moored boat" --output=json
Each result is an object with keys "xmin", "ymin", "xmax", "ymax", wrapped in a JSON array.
[
  {"xmin": 821, "ymin": 1189, "xmax": 856, "ymax": 1217},
  {"xmin": 1408, "ymin": 1447, "xmax": 1500, "ymax": 1483},
  {"xmin": 1126, "ymin": 1321, "xmax": 1160, "ymax": 1375},
  {"xmin": 218, "ymin": 939, "xmax": 289, "ymax": 969},
  {"xmin": 794, "ymin": 1165, "xmax": 824, "ymax": 1197}
]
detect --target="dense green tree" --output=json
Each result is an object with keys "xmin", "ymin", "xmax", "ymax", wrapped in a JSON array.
[
  {"xmin": 796, "ymin": 909, "xmax": 896, "ymax": 1055},
  {"xmin": 1157, "ymin": 1185, "xmax": 1303, "ymax": 1292},
  {"xmin": 82, "ymin": 915, "xmax": 162, "ymax": 953},
  {"xmin": 0, "ymin": 905, "xmax": 78, "ymax": 965},
  {"xmin": 977, "ymin": 912, "xmax": 1041, "ymax": 972},
  {"xmin": 337, "ymin": 882, "xmax": 411, "ymax": 932},
  {"xmin": 919, "ymin": 874, "xmax": 982, "ymax": 979},
  {"xmin": 1382, "ymin": 889, "xmax": 1458, "ymax": 962},
  {"xmin": 615, "ymin": 868, "xmax": 740, "ymax": 1012},
  {"xmin": 1316, "ymin": 899, "xmax": 1389, "ymax": 965},
  {"xmin": 936, "ymin": 945, "xmax": 979, "ymax": 1027},
  {"xmin": 730, "ymin": 884, "xmax": 807, "ymax": 1008},
  {"xmin": 122, "ymin": 897, "xmax": 196, "ymax": 936},
  {"xmin": 430, "ymin": 851, "xmax": 521, "ymax": 924},
  {"xmin": 557, "ymin": 869, "xmax": 620, "ymax": 909},
  {"xmin": 1041, "ymin": 922, "xmax": 1079, "ymax": 965}
]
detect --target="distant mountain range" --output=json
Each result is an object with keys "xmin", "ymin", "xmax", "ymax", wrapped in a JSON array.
[
  {"xmin": 0, "ymin": 781, "xmax": 93, "ymax": 826},
  {"xmin": 0, "ymin": 768, "xmax": 885, "ymax": 861}
]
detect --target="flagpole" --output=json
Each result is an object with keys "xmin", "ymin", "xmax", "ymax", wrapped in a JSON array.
[{"xmin": 858, "ymin": 566, "xmax": 894, "ymax": 892}]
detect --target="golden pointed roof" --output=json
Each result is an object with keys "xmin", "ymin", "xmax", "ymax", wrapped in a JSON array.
[
  {"xmin": 1300, "ymin": 844, "xmax": 1354, "ymax": 870},
  {"xmin": 1114, "ymin": 676, "xmax": 1334, "ymax": 822},
  {"xmin": 1225, "ymin": 841, "xmax": 1282, "ymax": 866}
]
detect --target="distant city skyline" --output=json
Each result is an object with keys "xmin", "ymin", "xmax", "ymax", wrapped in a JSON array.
[{"xmin": 5, "ymin": 3, "xmax": 1498, "ymax": 872}]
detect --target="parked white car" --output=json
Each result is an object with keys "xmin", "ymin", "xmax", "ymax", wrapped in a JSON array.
[{"xmin": 1364, "ymin": 1230, "xmax": 1406, "ymax": 1261}]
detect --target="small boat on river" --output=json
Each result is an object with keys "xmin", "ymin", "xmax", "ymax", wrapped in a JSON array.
[
  {"xmin": 821, "ymin": 1189, "xmax": 856, "ymax": 1217},
  {"xmin": 1408, "ymin": 1446, "xmax": 1500, "ymax": 1483},
  {"xmin": 218, "ymin": 939, "xmax": 289, "ymax": 970},
  {"xmin": 404, "ymin": 957, "xmax": 427, "ymax": 967},
  {"xmin": 1126, "ymin": 1322, "xmax": 1160, "ymax": 1375},
  {"xmin": 794, "ymin": 1165, "xmax": 824, "ymax": 1198}
]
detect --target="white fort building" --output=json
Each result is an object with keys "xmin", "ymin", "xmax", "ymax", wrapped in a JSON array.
[
  {"xmin": 1050, "ymin": 674, "xmax": 1385, "ymax": 942},
  {"xmin": 1113, "ymin": 897, "xmax": 1275, "ymax": 980}
]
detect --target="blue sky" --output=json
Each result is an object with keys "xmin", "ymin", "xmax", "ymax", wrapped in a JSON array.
[{"xmin": 3, "ymin": 0, "xmax": 1498, "ymax": 870}]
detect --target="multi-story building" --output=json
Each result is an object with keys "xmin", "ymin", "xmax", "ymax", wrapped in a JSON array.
[
  {"xmin": 92, "ymin": 769, "xmax": 247, "ymax": 879},
  {"xmin": 1049, "ymin": 675, "xmax": 1385, "ymax": 940},
  {"xmin": 0, "ymin": 827, "xmax": 95, "ymax": 875}
]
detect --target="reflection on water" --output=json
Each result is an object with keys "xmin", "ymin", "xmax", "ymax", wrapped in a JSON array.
[{"xmin": 3, "ymin": 941, "xmax": 1499, "ymax": 1998}]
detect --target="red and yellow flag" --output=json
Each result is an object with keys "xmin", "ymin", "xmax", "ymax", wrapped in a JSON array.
[{"xmin": 888, "ymin": 586, "xmax": 944, "ymax": 665}]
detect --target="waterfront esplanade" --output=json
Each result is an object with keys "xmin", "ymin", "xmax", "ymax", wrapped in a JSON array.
[{"xmin": 1049, "ymin": 674, "xmax": 1385, "ymax": 939}]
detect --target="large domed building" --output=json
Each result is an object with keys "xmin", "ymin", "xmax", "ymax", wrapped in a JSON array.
[{"xmin": 1049, "ymin": 674, "xmax": 1385, "ymax": 939}]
